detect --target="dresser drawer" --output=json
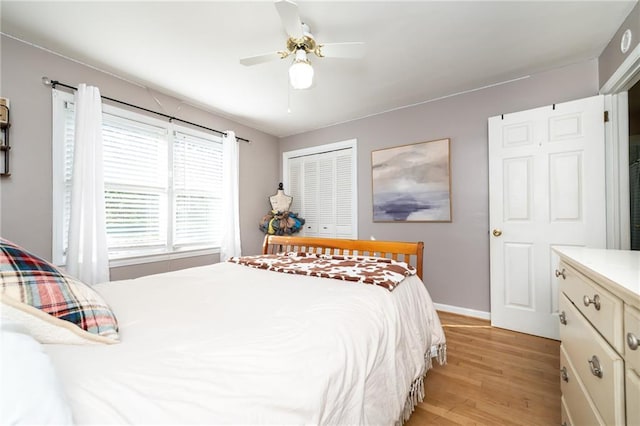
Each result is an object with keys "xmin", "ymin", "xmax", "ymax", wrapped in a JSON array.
[
  {"xmin": 559, "ymin": 293, "xmax": 625, "ymax": 425},
  {"xmin": 560, "ymin": 344, "xmax": 604, "ymax": 426},
  {"xmin": 558, "ymin": 261, "xmax": 624, "ymax": 353},
  {"xmin": 625, "ymin": 304, "xmax": 640, "ymax": 372}
]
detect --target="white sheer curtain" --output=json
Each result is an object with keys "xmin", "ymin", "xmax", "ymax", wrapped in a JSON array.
[
  {"xmin": 66, "ymin": 84, "xmax": 109, "ymax": 285},
  {"xmin": 220, "ymin": 130, "xmax": 242, "ymax": 261}
]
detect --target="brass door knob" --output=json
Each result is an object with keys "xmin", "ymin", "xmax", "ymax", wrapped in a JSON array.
[{"xmin": 492, "ymin": 229, "xmax": 502, "ymax": 237}]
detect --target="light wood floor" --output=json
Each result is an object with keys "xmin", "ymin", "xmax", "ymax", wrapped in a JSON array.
[{"xmin": 406, "ymin": 311, "xmax": 561, "ymax": 425}]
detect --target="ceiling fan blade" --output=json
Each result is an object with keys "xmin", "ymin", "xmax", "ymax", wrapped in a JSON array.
[
  {"xmin": 318, "ymin": 42, "xmax": 366, "ymax": 59},
  {"xmin": 275, "ymin": 0, "xmax": 303, "ymax": 39},
  {"xmin": 240, "ymin": 51, "xmax": 283, "ymax": 66}
]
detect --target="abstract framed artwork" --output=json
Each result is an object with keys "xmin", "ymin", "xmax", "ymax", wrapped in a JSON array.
[{"xmin": 372, "ymin": 138, "xmax": 451, "ymax": 222}]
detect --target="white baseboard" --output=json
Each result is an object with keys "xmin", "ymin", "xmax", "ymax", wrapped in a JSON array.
[{"xmin": 433, "ymin": 303, "xmax": 491, "ymax": 320}]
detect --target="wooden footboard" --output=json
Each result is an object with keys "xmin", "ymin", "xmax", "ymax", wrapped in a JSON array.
[{"xmin": 262, "ymin": 235, "xmax": 424, "ymax": 281}]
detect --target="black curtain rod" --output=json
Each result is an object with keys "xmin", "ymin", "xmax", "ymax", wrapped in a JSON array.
[{"xmin": 46, "ymin": 79, "xmax": 250, "ymax": 143}]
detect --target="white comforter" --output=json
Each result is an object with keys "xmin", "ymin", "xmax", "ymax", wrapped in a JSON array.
[{"xmin": 44, "ymin": 262, "xmax": 444, "ymax": 425}]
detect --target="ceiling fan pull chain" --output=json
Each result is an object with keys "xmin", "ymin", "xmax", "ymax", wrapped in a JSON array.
[{"xmin": 287, "ymin": 78, "xmax": 292, "ymax": 113}]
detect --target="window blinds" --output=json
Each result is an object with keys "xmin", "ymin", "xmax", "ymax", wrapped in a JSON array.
[
  {"xmin": 173, "ymin": 131, "xmax": 222, "ymax": 246},
  {"xmin": 102, "ymin": 113, "xmax": 168, "ymax": 250},
  {"xmin": 59, "ymin": 99, "xmax": 222, "ymax": 260}
]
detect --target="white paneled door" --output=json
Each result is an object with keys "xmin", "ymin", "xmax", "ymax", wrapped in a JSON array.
[{"xmin": 488, "ymin": 95, "xmax": 606, "ymax": 340}]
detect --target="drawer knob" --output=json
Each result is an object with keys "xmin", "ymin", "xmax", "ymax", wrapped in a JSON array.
[
  {"xmin": 559, "ymin": 311, "xmax": 567, "ymax": 325},
  {"xmin": 560, "ymin": 366, "xmax": 569, "ymax": 382},
  {"xmin": 588, "ymin": 355, "xmax": 603, "ymax": 378},
  {"xmin": 554, "ymin": 268, "xmax": 566, "ymax": 279},
  {"xmin": 628, "ymin": 332, "xmax": 639, "ymax": 351},
  {"xmin": 582, "ymin": 294, "xmax": 601, "ymax": 311}
]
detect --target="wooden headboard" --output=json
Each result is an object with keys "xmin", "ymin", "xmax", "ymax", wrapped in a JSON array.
[{"xmin": 262, "ymin": 235, "xmax": 424, "ymax": 281}]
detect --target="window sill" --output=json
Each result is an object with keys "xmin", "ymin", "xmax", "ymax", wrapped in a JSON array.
[{"xmin": 108, "ymin": 247, "xmax": 220, "ymax": 268}]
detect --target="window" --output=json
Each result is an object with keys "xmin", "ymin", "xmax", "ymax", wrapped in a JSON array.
[
  {"xmin": 283, "ymin": 139, "xmax": 357, "ymax": 239},
  {"xmin": 52, "ymin": 90, "xmax": 222, "ymax": 265}
]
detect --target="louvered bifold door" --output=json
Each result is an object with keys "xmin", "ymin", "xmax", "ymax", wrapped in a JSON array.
[
  {"xmin": 335, "ymin": 149, "xmax": 354, "ymax": 238},
  {"xmin": 318, "ymin": 154, "xmax": 336, "ymax": 236},
  {"xmin": 302, "ymin": 159, "xmax": 319, "ymax": 235},
  {"xmin": 284, "ymin": 146, "xmax": 356, "ymax": 239},
  {"xmin": 287, "ymin": 158, "xmax": 303, "ymax": 215}
]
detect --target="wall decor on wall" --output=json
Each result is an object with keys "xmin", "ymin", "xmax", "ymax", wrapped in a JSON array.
[
  {"xmin": 0, "ymin": 97, "xmax": 10, "ymax": 177},
  {"xmin": 372, "ymin": 138, "xmax": 451, "ymax": 222}
]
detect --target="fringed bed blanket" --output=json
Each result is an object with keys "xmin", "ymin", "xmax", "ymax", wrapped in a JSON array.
[
  {"xmin": 229, "ymin": 252, "xmax": 416, "ymax": 291},
  {"xmin": 398, "ymin": 343, "xmax": 447, "ymax": 425}
]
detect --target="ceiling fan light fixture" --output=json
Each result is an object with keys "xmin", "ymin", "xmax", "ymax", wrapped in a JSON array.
[{"xmin": 289, "ymin": 50, "xmax": 314, "ymax": 90}]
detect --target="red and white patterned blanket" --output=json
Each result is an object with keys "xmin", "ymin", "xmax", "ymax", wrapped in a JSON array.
[{"xmin": 228, "ymin": 252, "xmax": 416, "ymax": 291}]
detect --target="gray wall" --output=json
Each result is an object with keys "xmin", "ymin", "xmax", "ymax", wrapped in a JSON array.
[
  {"xmin": 0, "ymin": 35, "xmax": 279, "ymax": 278},
  {"xmin": 599, "ymin": 1, "xmax": 640, "ymax": 89},
  {"xmin": 0, "ymin": 34, "xmax": 606, "ymax": 311},
  {"xmin": 279, "ymin": 60, "xmax": 599, "ymax": 313}
]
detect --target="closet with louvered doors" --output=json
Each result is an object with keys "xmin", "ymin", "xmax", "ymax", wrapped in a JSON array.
[{"xmin": 284, "ymin": 141, "xmax": 357, "ymax": 241}]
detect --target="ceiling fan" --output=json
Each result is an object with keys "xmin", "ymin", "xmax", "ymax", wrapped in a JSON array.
[{"xmin": 239, "ymin": 0, "xmax": 365, "ymax": 90}]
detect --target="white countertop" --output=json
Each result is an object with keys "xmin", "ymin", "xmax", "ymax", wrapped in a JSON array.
[{"xmin": 554, "ymin": 247, "xmax": 640, "ymax": 308}]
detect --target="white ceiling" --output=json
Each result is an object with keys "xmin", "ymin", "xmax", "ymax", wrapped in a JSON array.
[{"xmin": 1, "ymin": 1, "xmax": 636, "ymax": 137}]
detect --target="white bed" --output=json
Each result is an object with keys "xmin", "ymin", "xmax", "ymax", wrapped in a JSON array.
[{"xmin": 2, "ymin": 236, "xmax": 445, "ymax": 425}]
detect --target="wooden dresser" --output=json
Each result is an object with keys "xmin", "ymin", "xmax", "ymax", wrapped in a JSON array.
[{"xmin": 554, "ymin": 247, "xmax": 640, "ymax": 426}]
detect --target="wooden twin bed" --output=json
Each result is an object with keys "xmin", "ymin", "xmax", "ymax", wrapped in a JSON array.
[
  {"xmin": 4, "ymin": 235, "xmax": 443, "ymax": 425},
  {"xmin": 262, "ymin": 235, "xmax": 425, "ymax": 280}
]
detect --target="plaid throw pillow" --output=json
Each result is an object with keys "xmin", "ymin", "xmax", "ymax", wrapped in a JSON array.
[{"xmin": 0, "ymin": 238, "xmax": 119, "ymax": 344}]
